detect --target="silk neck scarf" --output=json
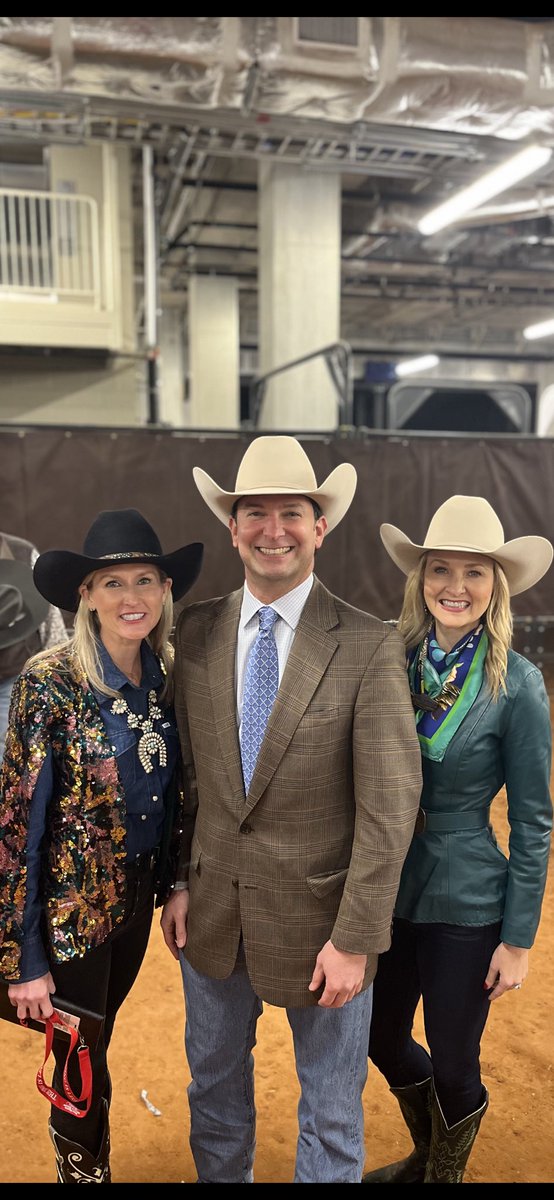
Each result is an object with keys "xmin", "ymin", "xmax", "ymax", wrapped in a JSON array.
[{"xmin": 408, "ymin": 622, "xmax": 488, "ymax": 761}]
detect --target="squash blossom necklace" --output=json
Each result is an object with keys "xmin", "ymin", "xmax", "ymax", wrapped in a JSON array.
[{"xmin": 110, "ymin": 690, "xmax": 167, "ymax": 773}]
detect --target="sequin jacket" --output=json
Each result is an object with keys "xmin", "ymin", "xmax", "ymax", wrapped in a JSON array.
[{"xmin": 0, "ymin": 650, "xmax": 181, "ymax": 980}]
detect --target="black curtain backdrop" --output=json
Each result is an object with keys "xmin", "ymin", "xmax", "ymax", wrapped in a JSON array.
[{"xmin": 1, "ymin": 427, "xmax": 552, "ymax": 622}]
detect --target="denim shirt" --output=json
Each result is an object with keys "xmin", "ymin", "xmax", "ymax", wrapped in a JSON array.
[{"xmin": 19, "ymin": 639, "xmax": 178, "ymax": 982}]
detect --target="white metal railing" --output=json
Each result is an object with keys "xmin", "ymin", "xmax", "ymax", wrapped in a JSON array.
[{"xmin": 0, "ymin": 188, "xmax": 101, "ymax": 306}]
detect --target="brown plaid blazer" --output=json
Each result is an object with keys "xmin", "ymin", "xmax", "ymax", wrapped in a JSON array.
[{"xmin": 173, "ymin": 578, "xmax": 422, "ymax": 1008}]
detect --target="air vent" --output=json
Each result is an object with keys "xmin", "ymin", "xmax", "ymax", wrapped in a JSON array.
[
  {"xmin": 278, "ymin": 18, "xmax": 370, "ymax": 75},
  {"xmin": 295, "ymin": 18, "xmax": 360, "ymax": 49}
]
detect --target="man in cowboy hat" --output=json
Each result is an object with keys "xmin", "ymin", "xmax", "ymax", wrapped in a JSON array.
[{"xmin": 161, "ymin": 435, "xmax": 422, "ymax": 1184}]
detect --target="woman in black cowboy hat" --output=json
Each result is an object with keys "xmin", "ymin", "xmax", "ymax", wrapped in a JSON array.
[{"xmin": 0, "ymin": 509, "xmax": 203, "ymax": 1183}]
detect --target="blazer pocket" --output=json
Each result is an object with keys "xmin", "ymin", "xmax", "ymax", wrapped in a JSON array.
[
  {"xmin": 190, "ymin": 843, "xmax": 202, "ymax": 875},
  {"xmin": 306, "ymin": 867, "xmax": 349, "ymax": 899}
]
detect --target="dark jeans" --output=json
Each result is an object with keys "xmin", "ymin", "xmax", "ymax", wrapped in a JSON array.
[
  {"xmin": 369, "ymin": 917, "xmax": 502, "ymax": 1127},
  {"xmin": 49, "ymin": 860, "xmax": 155, "ymax": 1154}
]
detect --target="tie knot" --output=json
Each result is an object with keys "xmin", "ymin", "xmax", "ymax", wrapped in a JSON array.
[{"xmin": 258, "ymin": 605, "xmax": 278, "ymax": 634}]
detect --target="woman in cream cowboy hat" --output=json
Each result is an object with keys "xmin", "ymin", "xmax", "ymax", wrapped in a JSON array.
[{"xmin": 362, "ymin": 495, "xmax": 553, "ymax": 1186}]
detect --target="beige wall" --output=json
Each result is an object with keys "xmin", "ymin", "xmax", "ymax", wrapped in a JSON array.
[
  {"xmin": 0, "ymin": 358, "xmax": 142, "ymax": 425},
  {"xmin": 0, "ymin": 143, "xmax": 135, "ymax": 355},
  {"xmin": 49, "ymin": 142, "xmax": 135, "ymax": 354}
]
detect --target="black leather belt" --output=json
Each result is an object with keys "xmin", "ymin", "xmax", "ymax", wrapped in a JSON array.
[
  {"xmin": 125, "ymin": 848, "xmax": 159, "ymax": 873},
  {"xmin": 414, "ymin": 808, "xmax": 490, "ymax": 835}
]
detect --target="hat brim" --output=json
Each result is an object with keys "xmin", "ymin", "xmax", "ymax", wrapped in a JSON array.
[
  {"xmin": 193, "ymin": 463, "xmax": 357, "ymax": 534},
  {"xmin": 0, "ymin": 559, "xmax": 50, "ymax": 648},
  {"xmin": 380, "ymin": 524, "xmax": 553, "ymax": 597},
  {"xmin": 33, "ymin": 542, "xmax": 204, "ymax": 613}
]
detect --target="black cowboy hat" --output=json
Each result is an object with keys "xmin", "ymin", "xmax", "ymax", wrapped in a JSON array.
[
  {"xmin": 0, "ymin": 560, "xmax": 50, "ymax": 649},
  {"xmin": 33, "ymin": 509, "xmax": 204, "ymax": 612}
]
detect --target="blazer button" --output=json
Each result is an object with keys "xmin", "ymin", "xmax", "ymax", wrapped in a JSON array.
[
  {"xmin": 232, "ymin": 879, "xmax": 239, "ymax": 888},
  {"xmin": 241, "ymin": 823, "xmax": 253, "ymax": 834}
]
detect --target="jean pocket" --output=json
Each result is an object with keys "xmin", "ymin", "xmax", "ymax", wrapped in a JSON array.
[{"xmin": 109, "ymin": 729, "xmax": 138, "ymax": 786}]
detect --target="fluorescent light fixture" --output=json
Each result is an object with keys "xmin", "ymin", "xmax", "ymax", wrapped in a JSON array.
[
  {"xmin": 395, "ymin": 354, "xmax": 439, "ymax": 378},
  {"xmin": 418, "ymin": 144, "xmax": 552, "ymax": 236},
  {"xmin": 523, "ymin": 316, "xmax": 554, "ymax": 341}
]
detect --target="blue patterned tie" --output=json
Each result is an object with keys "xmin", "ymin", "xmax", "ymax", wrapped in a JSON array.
[{"xmin": 240, "ymin": 605, "xmax": 279, "ymax": 795}]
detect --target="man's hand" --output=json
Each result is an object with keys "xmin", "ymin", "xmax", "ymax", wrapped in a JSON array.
[
  {"xmin": 8, "ymin": 972, "xmax": 55, "ymax": 1021},
  {"xmin": 160, "ymin": 888, "xmax": 189, "ymax": 960},
  {"xmin": 308, "ymin": 940, "xmax": 367, "ymax": 1008}
]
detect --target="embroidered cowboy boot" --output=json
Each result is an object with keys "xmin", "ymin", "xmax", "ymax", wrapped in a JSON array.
[
  {"xmin": 49, "ymin": 1099, "xmax": 111, "ymax": 1184},
  {"xmin": 362, "ymin": 1076, "xmax": 433, "ymax": 1183},
  {"xmin": 424, "ymin": 1084, "xmax": 489, "ymax": 1183}
]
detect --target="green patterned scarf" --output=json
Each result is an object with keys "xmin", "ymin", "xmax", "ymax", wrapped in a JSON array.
[{"xmin": 408, "ymin": 623, "xmax": 488, "ymax": 762}]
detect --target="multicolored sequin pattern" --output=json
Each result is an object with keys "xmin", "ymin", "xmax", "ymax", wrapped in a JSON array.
[{"xmin": 0, "ymin": 651, "xmax": 127, "ymax": 979}]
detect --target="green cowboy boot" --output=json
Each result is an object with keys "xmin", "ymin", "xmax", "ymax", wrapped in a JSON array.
[
  {"xmin": 362, "ymin": 1076, "xmax": 433, "ymax": 1183},
  {"xmin": 424, "ymin": 1083, "xmax": 489, "ymax": 1183}
]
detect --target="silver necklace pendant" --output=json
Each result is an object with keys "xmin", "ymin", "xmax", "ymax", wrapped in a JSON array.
[{"xmin": 110, "ymin": 689, "xmax": 167, "ymax": 774}]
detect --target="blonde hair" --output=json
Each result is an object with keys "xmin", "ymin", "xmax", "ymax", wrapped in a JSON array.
[
  {"xmin": 27, "ymin": 568, "xmax": 174, "ymax": 702},
  {"xmin": 397, "ymin": 555, "xmax": 512, "ymax": 700}
]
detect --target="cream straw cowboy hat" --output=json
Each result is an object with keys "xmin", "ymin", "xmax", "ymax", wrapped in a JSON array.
[
  {"xmin": 380, "ymin": 494, "xmax": 553, "ymax": 596},
  {"xmin": 193, "ymin": 436, "xmax": 357, "ymax": 533}
]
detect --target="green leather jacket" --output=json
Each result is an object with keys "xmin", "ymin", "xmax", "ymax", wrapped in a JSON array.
[{"xmin": 394, "ymin": 650, "xmax": 552, "ymax": 948}]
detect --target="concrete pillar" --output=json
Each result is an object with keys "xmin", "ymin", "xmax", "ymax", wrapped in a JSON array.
[
  {"xmin": 258, "ymin": 163, "xmax": 341, "ymax": 431},
  {"xmin": 535, "ymin": 364, "xmax": 554, "ymax": 434},
  {"xmin": 187, "ymin": 275, "xmax": 240, "ymax": 428},
  {"xmin": 158, "ymin": 309, "xmax": 186, "ymax": 427}
]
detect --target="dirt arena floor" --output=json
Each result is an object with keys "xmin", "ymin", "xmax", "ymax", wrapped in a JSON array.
[{"xmin": 2, "ymin": 672, "xmax": 554, "ymax": 1184}]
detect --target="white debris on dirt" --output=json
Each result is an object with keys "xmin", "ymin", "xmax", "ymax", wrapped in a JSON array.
[{"xmin": 140, "ymin": 1088, "xmax": 162, "ymax": 1116}]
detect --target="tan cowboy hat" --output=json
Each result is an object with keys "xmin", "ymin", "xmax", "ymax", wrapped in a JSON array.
[
  {"xmin": 380, "ymin": 495, "xmax": 553, "ymax": 596},
  {"xmin": 193, "ymin": 436, "xmax": 357, "ymax": 533}
]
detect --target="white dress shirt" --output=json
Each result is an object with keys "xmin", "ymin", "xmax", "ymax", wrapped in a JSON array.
[{"xmin": 236, "ymin": 574, "xmax": 314, "ymax": 728}]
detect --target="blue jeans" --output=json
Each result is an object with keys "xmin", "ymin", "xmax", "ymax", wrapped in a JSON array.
[{"xmin": 180, "ymin": 949, "xmax": 373, "ymax": 1183}]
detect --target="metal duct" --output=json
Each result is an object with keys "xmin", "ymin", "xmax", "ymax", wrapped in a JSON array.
[{"xmin": 1, "ymin": 17, "xmax": 554, "ymax": 140}]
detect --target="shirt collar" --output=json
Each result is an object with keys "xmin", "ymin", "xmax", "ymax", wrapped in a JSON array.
[
  {"xmin": 240, "ymin": 574, "xmax": 314, "ymax": 632},
  {"xmin": 94, "ymin": 638, "xmax": 164, "ymax": 703}
]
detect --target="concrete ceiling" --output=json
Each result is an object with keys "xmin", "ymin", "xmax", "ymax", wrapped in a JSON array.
[{"xmin": 2, "ymin": 17, "xmax": 554, "ymax": 364}]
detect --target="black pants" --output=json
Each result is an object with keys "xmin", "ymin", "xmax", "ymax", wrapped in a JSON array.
[
  {"xmin": 49, "ymin": 860, "xmax": 155, "ymax": 1154},
  {"xmin": 369, "ymin": 917, "xmax": 501, "ymax": 1127}
]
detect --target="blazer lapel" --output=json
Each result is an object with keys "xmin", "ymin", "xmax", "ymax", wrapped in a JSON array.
[
  {"xmin": 244, "ymin": 579, "xmax": 339, "ymax": 811},
  {"xmin": 206, "ymin": 589, "xmax": 245, "ymax": 798}
]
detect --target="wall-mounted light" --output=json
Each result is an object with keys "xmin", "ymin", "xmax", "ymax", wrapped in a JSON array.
[
  {"xmin": 395, "ymin": 354, "xmax": 439, "ymax": 377},
  {"xmin": 418, "ymin": 144, "xmax": 553, "ymax": 236},
  {"xmin": 523, "ymin": 316, "xmax": 554, "ymax": 340}
]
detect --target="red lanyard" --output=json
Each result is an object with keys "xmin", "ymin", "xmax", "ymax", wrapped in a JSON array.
[{"xmin": 32, "ymin": 1008, "xmax": 93, "ymax": 1118}]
